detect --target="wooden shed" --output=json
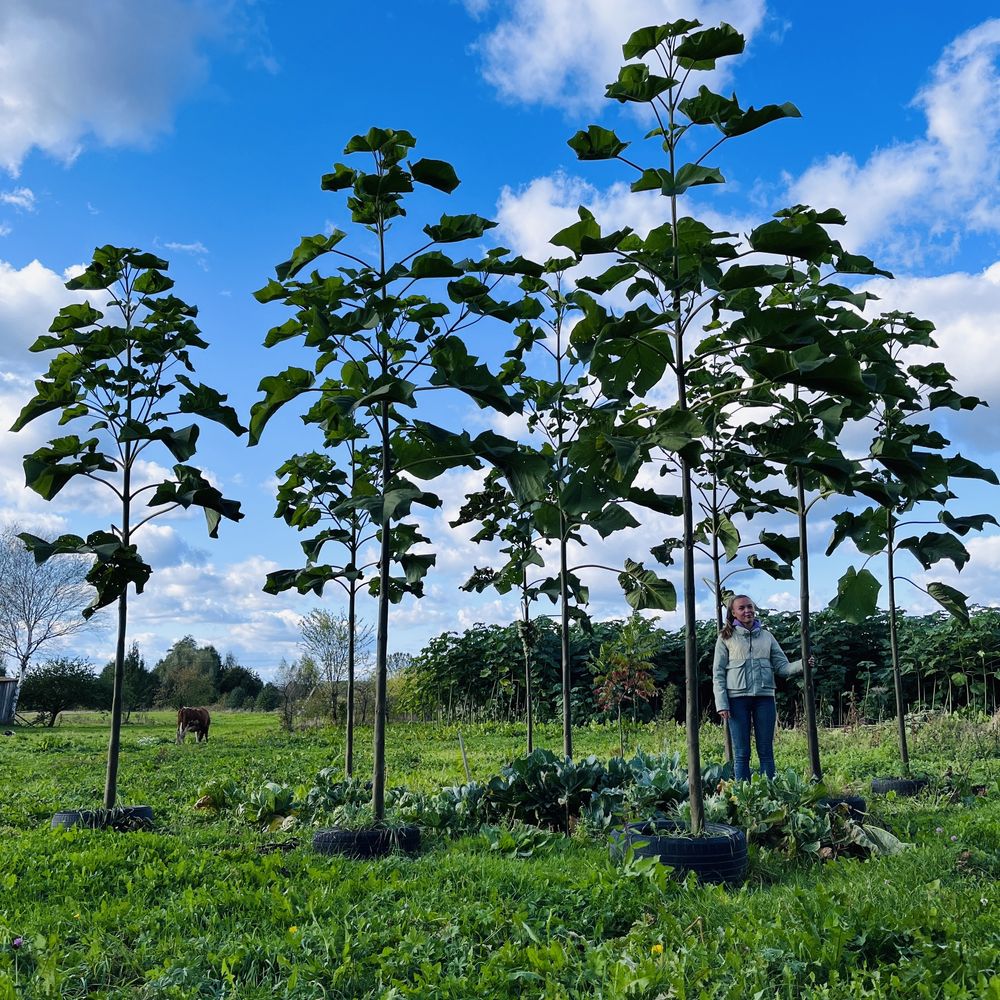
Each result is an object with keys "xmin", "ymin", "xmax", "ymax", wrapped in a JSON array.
[{"xmin": 0, "ymin": 677, "xmax": 17, "ymax": 725}]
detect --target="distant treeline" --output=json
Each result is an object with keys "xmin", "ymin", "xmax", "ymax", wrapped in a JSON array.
[
  {"xmin": 16, "ymin": 636, "xmax": 282, "ymax": 725},
  {"xmin": 17, "ymin": 608, "xmax": 1000, "ymax": 729},
  {"xmin": 397, "ymin": 607, "xmax": 1000, "ymax": 727}
]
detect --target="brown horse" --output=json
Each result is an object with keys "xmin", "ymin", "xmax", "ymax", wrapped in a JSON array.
[{"xmin": 176, "ymin": 706, "xmax": 211, "ymax": 744}]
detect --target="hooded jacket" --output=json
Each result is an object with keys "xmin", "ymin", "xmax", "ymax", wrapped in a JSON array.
[{"xmin": 712, "ymin": 625, "xmax": 803, "ymax": 713}]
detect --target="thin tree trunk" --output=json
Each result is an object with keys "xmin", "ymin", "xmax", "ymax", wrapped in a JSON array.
[
  {"xmin": 371, "ymin": 403, "xmax": 391, "ymax": 822},
  {"xmin": 520, "ymin": 581, "xmax": 534, "ymax": 755},
  {"xmin": 710, "ymin": 541, "xmax": 734, "ymax": 766},
  {"xmin": 104, "ymin": 435, "xmax": 132, "ymax": 810},
  {"xmin": 886, "ymin": 513, "xmax": 910, "ymax": 773},
  {"xmin": 796, "ymin": 469, "xmax": 822, "ymax": 780},
  {"xmin": 346, "ymin": 581, "xmax": 356, "ymax": 777},
  {"xmin": 680, "ymin": 456, "xmax": 703, "ymax": 831},
  {"xmin": 559, "ymin": 514, "xmax": 572, "ymax": 760}
]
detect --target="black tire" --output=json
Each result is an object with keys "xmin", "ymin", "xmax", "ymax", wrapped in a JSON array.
[
  {"xmin": 51, "ymin": 805, "xmax": 154, "ymax": 831},
  {"xmin": 871, "ymin": 776, "xmax": 928, "ymax": 797},
  {"xmin": 312, "ymin": 825, "xmax": 420, "ymax": 859},
  {"xmin": 610, "ymin": 819, "xmax": 748, "ymax": 886},
  {"xmin": 818, "ymin": 795, "xmax": 867, "ymax": 821}
]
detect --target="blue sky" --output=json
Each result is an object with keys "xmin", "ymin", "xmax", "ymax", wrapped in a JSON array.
[{"xmin": 2, "ymin": 0, "xmax": 1000, "ymax": 678}]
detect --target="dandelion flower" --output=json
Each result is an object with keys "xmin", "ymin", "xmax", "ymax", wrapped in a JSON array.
[
  {"xmin": 651, "ymin": 943, "xmax": 664, "ymax": 955},
  {"xmin": 288, "ymin": 926, "xmax": 299, "ymax": 935}
]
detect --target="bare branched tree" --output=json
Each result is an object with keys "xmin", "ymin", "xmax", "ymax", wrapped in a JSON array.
[
  {"xmin": 299, "ymin": 608, "xmax": 374, "ymax": 725},
  {"xmin": 0, "ymin": 521, "xmax": 102, "ymax": 715}
]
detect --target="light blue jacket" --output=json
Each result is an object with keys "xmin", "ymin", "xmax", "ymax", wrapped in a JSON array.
[{"xmin": 712, "ymin": 626, "xmax": 803, "ymax": 712}]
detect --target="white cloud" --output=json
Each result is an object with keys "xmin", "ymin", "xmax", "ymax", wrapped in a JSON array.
[
  {"xmin": 0, "ymin": 187, "xmax": 35, "ymax": 211},
  {"xmin": 858, "ymin": 263, "xmax": 1000, "ymax": 448},
  {"xmin": 787, "ymin": 19, "xmax": 1000, "ymax": 265},
  {"xmin": 163, "ymin": 240, "xmax": 209, "ymax": 257},
  {"xmin": 0, "ymin": 1, "xmax": 272, "ymax": 175},
  {"xmin": 472, "ymin": 0, "xmax": 767, "ymax": 114},
  {"xmin": 0, "ymin": 258, "xmax": 78, "ymax": 368}
]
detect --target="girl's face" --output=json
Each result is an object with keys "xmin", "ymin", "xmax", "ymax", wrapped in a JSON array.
[{"xmin": 731, "ymin": 598, "xmax": 756, "ymax": 624}]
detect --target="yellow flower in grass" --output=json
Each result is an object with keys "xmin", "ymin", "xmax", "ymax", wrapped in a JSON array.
[
  {"xmin": 651, "ymin": 943, "xmax": 664, "ymax": 955},
  {"xmin": 288, "ymin": 926, "xmax": 299, "ymax": 935}
]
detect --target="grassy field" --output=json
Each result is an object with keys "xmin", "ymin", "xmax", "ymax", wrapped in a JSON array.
[{"xmin": 1, "ymin": 710, "xmax": 998, "ymax": 998}]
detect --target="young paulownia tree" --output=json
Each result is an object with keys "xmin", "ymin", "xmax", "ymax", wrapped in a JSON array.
[
  {"xmin": 11, "ymin": 246, "xmax": 244, "ymax": 808},
  {"xmin": 564, "ymin": 21, "xmax": 890, "ymax": 828},
  {"xmin": 251, "ymin": 128, "xmax": 538, "ymax": 822}
]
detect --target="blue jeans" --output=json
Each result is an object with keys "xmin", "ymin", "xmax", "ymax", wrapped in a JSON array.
[{"xmin": 728, "ymin": 696, "xmax": 777, "ymax": 781}]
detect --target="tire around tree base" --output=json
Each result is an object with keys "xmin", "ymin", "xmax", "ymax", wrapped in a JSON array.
[
  {"xmin": 817, "ymin": 795, "xmax": 868, "ymax": 821},
  {"xmin": 871, "ymin": 776, "xmax": 928, "ymax": 797},
  {"xmin": 610, "ymin": 818, "xmax": 748, "ymax": 886},
  {"xmin": 312, "ymin": 825, "xmax": 420, "ymax": 859},
  {"xmin": 51, "ymin": 805, "xmax": 154, "ymax": 831}
]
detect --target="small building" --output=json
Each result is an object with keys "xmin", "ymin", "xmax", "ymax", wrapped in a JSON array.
[{"xmin": 0, "ymin": 678, "xmax": 17, "ymax": 725}]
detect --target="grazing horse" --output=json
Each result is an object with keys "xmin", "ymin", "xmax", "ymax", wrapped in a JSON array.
[{"xmin": 176, "ymin": 706, "xmax": 211, "ymax": 744}]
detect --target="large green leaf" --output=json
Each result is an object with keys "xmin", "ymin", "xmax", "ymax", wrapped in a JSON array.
[
  {"xmin": 119, "ymin": 422, "xmax": 199, "ymax": 462},
  {"xmin": 926, "ymin": 582, "xmax": 970, "ymax": 623},
  {"xmin": 410, "ymin": 158, "xmax": 460, "ymax": 193},
  {"xmin": 393, "ymin": 422, "xmax": 478, "ymax": 480},
  {"xmin": 423, "ymin": 214, "xmax": 497, "ymax": 244},
  {"xmin": 567, "ymin": 125, "xmax": 629, "ymax": 160},
  {"xmin": 627, "ymin": 488, "xmax": 683, "ymax": 516},
  {"xmin": 723, "ymin": 102, "xmax": 800, "ymax": 137},
  {"xmin": 897, "ymin": 531, "xmax": 969, "ymax": 571},
  {"xmin": 947, "ymin": 454, "xmax": 999, "ymax": 485},
  {"xmin": 47, "ymin": 302, "xmax": 104, "ymax": 335},
  {"xmin": 828, "ymin": 566, "xmax": 880, "ymax": 624},
  {"xmin": 746, "ymin": 555, "xmax": 793, "ymax": 580},
  {"xmin": 407, "ymin": 251, "xmax": 464, "ymax": 279},
  {"xmin": 719, "ymin": 263, "xmax": 799, "ymax": 291},
  {"xmin": 674, "ymin": 23, "xmax": 744, "ymax": 67},
  {"xmin": 605, "ymin": 63, "xmax": 675, "ymax": 103},
  {"xmin": 148, "ymin": 465, "xmax": 243, "ymax": 538},
  {"xmin": 618, "ymin": 559, "xmax": 677, "ymax": 611},
  {"xmin": 758, "ymin": 531, "xmax": 798, "ymax": 564},
  {"xmin": 428, "ymin": 336, "xmax": 518, "ymax": 415},
  {"xmin": 274, "ymin": 232, "xmax": 347, "ymax": 281},
  {"xmin": 662, "ymin": 164, "xmax": 725, "ymax": 196},
  {"xmin": 938, "ymin": 510, "xmax": 999, "ymax": 536},
  {"xmin": 748, "ymin": 220, "xmax": 836, "ymax": 262},
  {"xmin": 249, "ymin": 367, "xmax": 316, "ymax": 445},
  {"xmin": 826, "ymin": 508, "xmax": 885, "ymax": 557},
  {"xmin": 473, "ymin": 432, "xmax": 552, "ymax": 506},
  {"xmin": 622, "ymin": 22, "xmax": 695, "ymax": 59},
  {"xmin": 717, "ymin": 514, "xmax": 740, "ymax": 560},
  {"xmin": 176, "ymin": 376, "xmax": 247, "ymax": 436},
  {"xmin": 585, "ymin": 503, "xmax": 640, "ymax": 539},
  {"xmin": 551, "ymin": 207, "xmax": 628, "ymax": 255}
]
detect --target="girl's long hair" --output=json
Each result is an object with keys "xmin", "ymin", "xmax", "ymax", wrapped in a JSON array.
[{"xmin": 720, "ymin": 594, "xmax": 754, "ymax": 639}]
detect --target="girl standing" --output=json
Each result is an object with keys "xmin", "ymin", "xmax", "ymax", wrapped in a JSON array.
[{"xmin": 713, "ymin": 594, "xmax": 806, "ymax": 781}]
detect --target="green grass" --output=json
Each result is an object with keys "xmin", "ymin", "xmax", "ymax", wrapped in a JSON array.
[{"xmin": 0, "ymin": 711, "xmax": 998, "ymax": 998}]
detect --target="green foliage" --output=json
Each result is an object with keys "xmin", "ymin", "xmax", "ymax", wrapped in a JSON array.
[
  {"xmin": 477, "ymin": 822, "xmax": 560, "ymax": 859},
  {"xmin": 237, "ymin": 781, "xmax": 298, "ymax": 830},
  {"xmin": 194, "ymin": 777, "xmax": 243, "ymax": 810},
  {"xmin": 1, "ymin": 713, "xmax": 998, "ymax": 996},
  {"xmin": 722, "ymin": 770, "xmax": 829, "ymax": 855},
  {"xmin": 486, "ymin": 748, "xmax": 607, "ymax": 832},
  {"xmin": 18, "ymin": 657, "xmax": 100, "ymax": 726},
  {"xmin": 12, "ymin": 246, "xmax": 244, "ymax": 614},
  {"xmin": 9, "ymin": 246, "xmax": 243, "ymax": 808},
  {"xmin": 153, "ymin": 636, "xmax": 223, "ymax": 708},
  {"xmin": 98, "ymin": 642, "xmax": 158, "ymax": 719}
]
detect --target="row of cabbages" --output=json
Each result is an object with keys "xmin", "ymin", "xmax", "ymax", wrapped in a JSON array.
[{"xmin": 194, "ymin": 748, "xmax": 905, "ymax": 859}]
